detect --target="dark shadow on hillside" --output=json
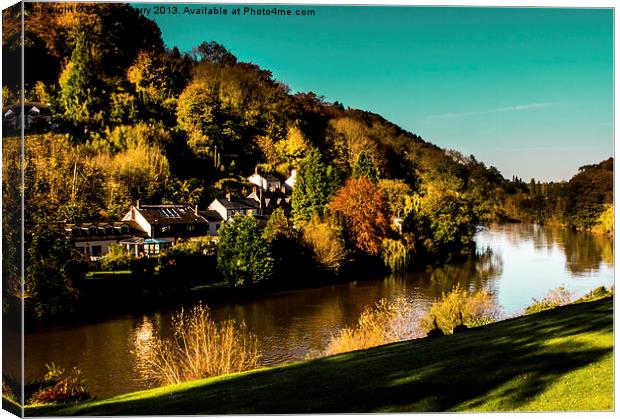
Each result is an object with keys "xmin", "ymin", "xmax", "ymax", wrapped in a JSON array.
[{"xmin": 26, "ymin": 298, "xmax": 613, "ymax": 415}]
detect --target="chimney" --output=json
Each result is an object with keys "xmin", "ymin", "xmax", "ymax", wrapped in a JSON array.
[
  {"xmin": 254, "ymin": 165, "xmax": 258, "ymax": 175},
  {"xmin": 136, "ymin": 199, "xmax": 140, "ymax": 210},
  {"xmin": 194, "ymin": 205, "xmax": 198, "ymax": 215},
  {"xmin": 252, "ymin": 185, "xmax": 257, "ymax": 194},
  {"xmin": 259, "ymin": 189, "xmax": 263, "ymax": 210},
  {"xmin": 226, "ymin": 193, "xmax": 231, "ymax": 201},
  {"xmin": 281, "ymin": 186, "xmax": 285, "ymax": 194}
]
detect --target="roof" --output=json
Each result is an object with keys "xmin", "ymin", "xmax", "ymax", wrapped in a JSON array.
[
  {"xmin": 199, "ymin": 210, "xmax": 225, "ymax": 222},
  {"xmin": 263, "ymin": 174, "xmax": 281, "ymax": 183},
  {"xmin": 213, "ymin": 197, "xmax": 260, "ymax": 211},
  {"xmin": 63, "ymin": 220, "xmax": 147, "ymax": 240},
  {"xmin": 3, "ymin": 101, "xmax": 51, "ymax": 114},
  {"xmin": 136, "ymin": 205, "xmax": 207, "ymax": 225}
]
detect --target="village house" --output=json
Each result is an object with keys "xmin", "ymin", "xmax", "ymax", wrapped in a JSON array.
[
  {"xmin": 64, "ymin": 221, "xmax": 146, "ymax": 259},
  {"xmin": 247, "ymin": 169, "xmax": 282, "ymax": 192},
  {"xmin": 119, "ymin": 202, "xmax": 209, "ymax": 256},
  {"xmin": 207, "ymin": 194, "xmax": 262, "ymax": 222},
  {"xmin": 3, "ymin": 101, "xmax": 52, "ymax": 133}
]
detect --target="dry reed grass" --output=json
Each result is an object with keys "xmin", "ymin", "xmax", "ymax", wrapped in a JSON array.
[
  {"xmin": 134, "ymin": 304, "xmax": 260, "ymax": 386},
  {"xmin": 311, "ymin": 298, "xmax": 423, "ymax": 358}
]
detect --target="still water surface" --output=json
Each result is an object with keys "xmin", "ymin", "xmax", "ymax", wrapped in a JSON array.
[{"xmin": 24, "ymin": 224, "xmax": 614, "ymax": 398}]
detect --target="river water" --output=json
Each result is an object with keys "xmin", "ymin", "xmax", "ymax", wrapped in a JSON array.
[{"xmin": 23, "ymin": 223, "xmax": 614, "ymax": 398}]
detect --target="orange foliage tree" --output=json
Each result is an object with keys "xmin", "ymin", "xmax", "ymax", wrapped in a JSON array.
[{"xmin": 329, "ymin": 178, "xmax": 390, "ymax": 255}]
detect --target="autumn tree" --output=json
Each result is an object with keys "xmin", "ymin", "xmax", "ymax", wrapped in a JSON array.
[
  {"xmin": 302, "ymin": 216, "xmax": 347, "ymax": 274},
  {"xmin": 329, "ymin": 177, "xmax": 390, "ymax": 255},
  {"xmin": 290, "ymin": 148, "xmax": 341, "ymax": 224},
  {"xmin": 378, "ymin": 178, "xmax": 413, "ymax": 218}
]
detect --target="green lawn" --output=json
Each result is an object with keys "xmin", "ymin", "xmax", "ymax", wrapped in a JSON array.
[{"xmin": 25, "ymin": 297, "xmax": 613, "ymax": 415}]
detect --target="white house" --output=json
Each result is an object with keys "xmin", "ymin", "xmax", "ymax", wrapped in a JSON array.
[
  {"xmin": 248, "ymin": 169, "xmax": 282, "ymax": 192},
  {"xmin": 207, "ymin": 194, "xmax": 262, "ymax": 222},
  {"xmin": 284, "ymin": 169, "xmax": 297, "ymax": 192}
]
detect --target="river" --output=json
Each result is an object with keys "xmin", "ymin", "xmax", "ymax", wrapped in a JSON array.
[{"xmin": 23, "ymin": 223, "xmax": 614, "ymax": 398}]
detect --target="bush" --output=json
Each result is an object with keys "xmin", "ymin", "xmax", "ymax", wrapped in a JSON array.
[
  {"xmin": 420, "ymin": 285, "xmax": 500, "ymax": 334},
  {"xmin": 100, "ymin": 244, "xmax": 134, "ymax": 271},
  {"xmin": 134, "ymin": 304, "xmax": 260, "ymax": 385},
  {"xmin": 158, "ymin": 238, "xmax": 216, "ymax": 281},
  {"xmin": 312, "ymin": 298, "xmax": 422, "ymax": 358},
  {"xmin": 28, "ymin": 367, "xmax": 90, "ymax": 405},
  {"xmin": 524, "ymin": 286, "xmax": 573, "ymax": 315},
  {"xmin": 576, "ymin": 286, "xmax": 613, "ymax": 303},
  {"xmin": 302, "ymin": 217, "xmax": 347, "ymax": 274}
]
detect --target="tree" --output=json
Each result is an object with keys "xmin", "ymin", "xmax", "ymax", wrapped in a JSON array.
[
  {"xmin": 59, "ymin": 33, "xmax": 106, "ymax": 134},
  {"xmin": 262, "ymin": 208, "xmax": 293, "ymax": 242},
  {"xmin": 352, "ymin": 151, "xmax": 379, "ymax": 183},
  {"xmin": 378, "ymin": 178, "xmax": 413, "ymax": 218},
  {"xmin": 217, "ymin": 215, "xmax": 274, "ymax": 287},
  {"xmin": 329, "ymin": 178, "xmax": 390, "ymax": 255},
  {"xmin": 290, "ymin": 149, "xmax": 341, "ymax": 224},
  {"xmin": 301, "ymin": 216, "xmax": 347, "ymax": 274}
]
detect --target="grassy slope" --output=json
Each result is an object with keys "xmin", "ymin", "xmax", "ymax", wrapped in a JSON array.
[{"xmin": 26, "ymin": 297, "xmax": 613, "ymax": 415}]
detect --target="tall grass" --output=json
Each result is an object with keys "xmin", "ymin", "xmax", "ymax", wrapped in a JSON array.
[
  {"xmin": 134, "ymin": 304, "xmax": 260, "ymax": 386},
  {"xmin": 523, "ymin": 286, "xmax": 573, "ymax": 315},
  {"xmin": 311, "ymin": 298, "xmax": 423, "ymax": 358},
  {"xmin": 420, "ymin": 285, "xmax": 500, "ymax": 334}
]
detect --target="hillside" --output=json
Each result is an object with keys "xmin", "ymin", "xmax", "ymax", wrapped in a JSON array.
[{"xmin": 25, "ymin": 297, "xmax": 613, "ymax": 415}]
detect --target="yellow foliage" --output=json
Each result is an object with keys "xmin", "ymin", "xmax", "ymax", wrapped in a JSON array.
[
  {"xmin": 302, "ymin": 217, "xmax": 347, "ymax": 274},
  {"xmin": 421, "ymin": 285, "xmax": 500, "ymax": 334}
]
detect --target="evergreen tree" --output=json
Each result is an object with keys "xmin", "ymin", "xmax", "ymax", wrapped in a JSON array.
[
  {"xmin": 291, "ymin": 148, "xmax": 341, "ymax": 224},
  {"xmin": 216, "ymin": 215, "xmax": 274, "ymax": 287},
  {"xmin": 352, "ymin": 151, "xmax": 379, "ymax": 183},
  {"xmin": 59, "ymin": 33, "xmax": 106, "ymax": 134}
]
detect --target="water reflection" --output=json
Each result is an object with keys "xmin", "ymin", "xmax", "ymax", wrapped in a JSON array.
[{"xmin": 24, "ymin": 224, "xmax": 613, "ymax": 398}]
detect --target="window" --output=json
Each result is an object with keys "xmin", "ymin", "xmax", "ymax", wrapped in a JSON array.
[
  {"xmin": 91, "ymin": 246, "xmax": 102, "ymax": 257},
  {"xmin": 215, "ymin": 223, "xmax": 221, "ymax": 230},
  {"xmin": 187, "ymin": 224, "xmax": 196, "ymax": 232},
  {"xmin": 120, "ymin": 225, "xmax": 129, "ymax": 234},
  {"xmin": 161, "ymin": 225, "xmax": 171, "ymax": 233},
  {"xmin": 71, "ymin": 227, "xmax": 80, "ymax": 237},
  {"xmin": 88, "ymin": 226, "xmax": 97, "ymax": 236}
]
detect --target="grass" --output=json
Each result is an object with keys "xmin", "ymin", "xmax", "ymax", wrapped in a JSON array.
[{"xmin": 25, "ymin": 297, "xmax": 613, "ymax": 415}]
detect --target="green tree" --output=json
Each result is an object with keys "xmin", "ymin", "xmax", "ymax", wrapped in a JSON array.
[
  {"xmin": 291, "ymin": 148, "xmax": 341, "ymax": 224},
  {"xmin": 352, "ymin": 151, "xmax": 379, "ymax": 183},
  {"xmin": 217, "ymin": 215, "xmax": 274, "ymax": 287},
  {"xmin": 263, "ymin": 208, "xmax": 292, "ymax": 242},
  {"xmin": 59, "ymin": 33, "xmax": 106, "ymax": 134}
]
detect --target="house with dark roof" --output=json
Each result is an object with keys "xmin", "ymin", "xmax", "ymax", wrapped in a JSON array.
[
  {"xmin": 199, "ymin": 209, "xmax": 225, "ymax": 236},
  {"xmin": 3, "ymin": 101, "xmax": 52, "ymax": 133},
  {"xmin": 63, "ymin": 221, "xmax": 146, "ymax": 259},
  {"xmin": 120, "ymin": 202, "xmax": 209, "ymax": 256},
  {"xmin": 248, "ymin": 169, "xmax": 283, "ymax": 192},
  {"xmin": 207, "ymin": 194, "xmax": 262, "ymax": 222}
]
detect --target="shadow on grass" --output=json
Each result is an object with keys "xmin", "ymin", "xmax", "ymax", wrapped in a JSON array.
[{"xmin": 26, "ymin": 298, "xmax": 613, "ymax": 415}]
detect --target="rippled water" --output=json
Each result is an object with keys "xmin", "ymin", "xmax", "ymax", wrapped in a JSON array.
[{"xmin": 23, "ymin": 223, "xmax": 614, "ymax": 398}]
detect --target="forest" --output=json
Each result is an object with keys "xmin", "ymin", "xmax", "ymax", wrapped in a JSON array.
[{"xmin": 1, "ymin": 3, "xmax": 613, "ymax": 320}]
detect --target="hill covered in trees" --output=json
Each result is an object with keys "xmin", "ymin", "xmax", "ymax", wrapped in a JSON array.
[{"xmin": 2, "ymin": 3, "xmax": 613, "ymax": 319}]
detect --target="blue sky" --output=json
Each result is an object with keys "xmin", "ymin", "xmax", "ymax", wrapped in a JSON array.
[{"xmin": 143, "ymin": 5, "xmax": 613, "ymax": 182}]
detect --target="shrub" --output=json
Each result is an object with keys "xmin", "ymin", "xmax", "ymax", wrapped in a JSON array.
[
  {"xmin": 158, "ymin": 238, "xmax": 216, "ymax": 281},
  {"xmin": 134, "ymin": 304, "xmax": 260, "ymax": 385},
  {"xmin": 576, "ymin": 286, "xmax": 613, "ymax": 303},
  {"xmin": 100, "ymin": 244, "xmax": 134, "ymax": 271},
  {"xmin": 420, "ymin": 285, "xmax": 500, "ymax": 334},
  {"xmin": 28, "ymin": 367, "xmax": 90, "ymax": 405},
  {"xmin": 302, "ymin": 217, "xmax": 347, "ymax": 274},
  {"xmin": 312, "ymin": 298, "xmax": 423, "ymax": 357},
  {"xmin": 524, "ymin": 286, "xmax": 573, "ymax": 315}
]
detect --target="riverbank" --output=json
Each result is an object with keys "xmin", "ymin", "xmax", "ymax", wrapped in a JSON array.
[{"xmin": 25, "ymin": 296, "xmax": 613, "ymax": 415}]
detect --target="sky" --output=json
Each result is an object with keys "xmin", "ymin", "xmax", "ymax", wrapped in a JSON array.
[{"xmin": 142, "ymin": 4, "xmax": 613, "ymax": 182}]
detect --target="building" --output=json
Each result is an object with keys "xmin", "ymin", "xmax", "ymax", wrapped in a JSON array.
[
  {"xmin": 207, "ymin": 194, "xmax": 262, "ymax": 222},
  {"xmin": 284, "ymin": 169, "xmax": 297, "ymax": 192},
  {"xmin": 64, "ymin": 221, "xmax": 146, "ymax": 259},
  {"xmin": 247, "ymin": 169, "xmax": 282, "ymax": 192},
  {"xmin": 119, "ymin": 202, "xmax": 209, "ymax": 256},
  {"xmin": 3, "ymin": 102, "xmax": 52, "ymax": 133},
  {"xmin": 199, "ymin": 209, "xmax": 225, "ymax": 237}
]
